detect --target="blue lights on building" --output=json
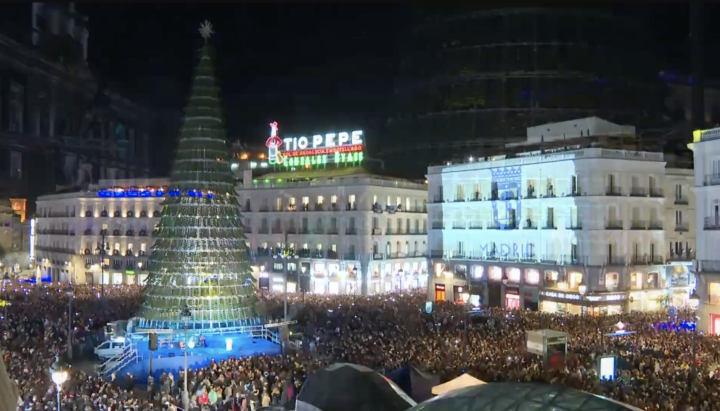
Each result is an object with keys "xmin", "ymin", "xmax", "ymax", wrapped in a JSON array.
[{"xmin": 97, "ymin": 187, "xmax": 215, "ymax": 198}]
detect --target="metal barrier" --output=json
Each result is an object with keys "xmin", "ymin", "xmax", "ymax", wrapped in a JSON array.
[{"xmin": 98, "ymin": 342, "xmax": 139, "ymax": 377}]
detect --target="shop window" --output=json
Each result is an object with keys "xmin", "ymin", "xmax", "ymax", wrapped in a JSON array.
[
  {"xmin": 488, "ymin": 266, "xmax": 502, "ymax": 281},
  {"xmin": 472, "ymin": 266, "xmax": 484, "ymax": 279},
  {"xmin": 507, "ymin": 267, "xmax": 521, "ymax": 283},
  {"xmin": 525, "ymin": 269, "xmax": 540, "ymax": 285},
  {"xmin": 630, "ymin": 272, "xmax": 643, "ymax": 290},
  {"xmin": 545, "ymin": 270, "xmax": 559, "ymax": 287},
  {"xmin": 647, "ymin": 272, "xmax": 659, "ymax": 288},
  {"xmin": 454, "ymin": 264, "xmax": 467, "ymax": 276},
  {"xmin": 605, "ymin": 273, "xmax": 619, "ymax": 288},
  {"xmin": 709, "ymin": 283, "xmax": 720, "ymax": 305},
  {"xmin": 568, "ymin": 272, "xmax": 582, "ymax": 289}
]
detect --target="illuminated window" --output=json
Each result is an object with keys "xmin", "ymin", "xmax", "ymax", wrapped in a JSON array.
[
  {"xmin": 525, "ymin": 269, "xmax": 540, "ymax": 285},
  {"xmin": 507, "ymin": 267, "xmax": 520, "ymax": 283},
  {"xmin": 331, "ymin": 244, "xmax": 337, "ymax": 252},
  {"xmin": 710, "ymin": 283, "xmax": 720, "ymax": 305},
  {"xmin": 289, "ymin": 197, "xmax": 296, "ymax": 205},
  {"xmin": 489, "ymin": 266, "xmax": 502, "ymax": 281},
  {"xmin": 568, "ymin": 272, "xmax": 583, "ymax": 289},
  {"xmin": 373, "ymin": 195, "xmax": 378, "ymax": 204},
  {"xmin": 396, "ymin": 197, "xmax": 401, "ymax": 206},
  {"xmin": 331, "ymin": 195, "xmax": 337, "ymax": 205},
  {"xmin": 606, "ymin": 273, "xmax": 619, "ymax": 288},
  {"xmin": 349, "ymin": 194, "xmax": 356, "ymax": 205},
  {"xmin": 630, "ymin": 272, "xmax": 643, "ymax": 289},
  {"xmin": 472, "ymin": 266, "xmax": 483, "ymax": 279},
  {"xmin": 316, "ymin": 243, "xmax": 322, "ymax": 250},
  {"xmin": 317, "ymin": 196, "xmax": 324, "ymax": 204},
  {"xmin": 302, "ymin": 197, "xmax": 309, "ymax": 205}
]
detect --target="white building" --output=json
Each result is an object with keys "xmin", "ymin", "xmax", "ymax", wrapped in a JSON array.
[
  {"xmin": 238, "ymin": 167, "xmax": 429, "ymax": 295},
  {"xmin": 34, "ymin": 178, "xmax": 168, "ymax": 285},
  {"xmin": 427, "ymin": 119, "xmax": 692, "ymax": 314},
  {"xmin": 690, "ymin": 127, "xmax": 720, "ymax": 334},
  {"xmin": 663, "ymin": 166, "xmax": 696, "ymax": 308}
]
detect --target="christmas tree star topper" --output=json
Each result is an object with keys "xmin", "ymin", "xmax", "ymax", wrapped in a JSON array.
[{"xmin": 199, "ymin": 20, "xmax": 214, "ymax": 41}]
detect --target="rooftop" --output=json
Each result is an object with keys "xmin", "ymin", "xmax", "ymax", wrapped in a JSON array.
[{"xmin": 244, "ymin": 166, "xmax": 427, "ymax": 191}]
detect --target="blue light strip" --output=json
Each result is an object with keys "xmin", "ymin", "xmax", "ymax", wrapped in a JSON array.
[{"xmin": 97, "ymin": 188, "xmax": 215, "ymax": 199}]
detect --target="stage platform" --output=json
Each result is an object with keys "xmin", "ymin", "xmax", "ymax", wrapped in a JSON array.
[{"xmin": 120, "ymin": 333, "xmax": 280, "ymax": 383}]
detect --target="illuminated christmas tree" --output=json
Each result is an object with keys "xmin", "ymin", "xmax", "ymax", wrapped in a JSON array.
[{"xmin": 137, "ymin": 21, "xmax": 257, "ymax": 329}]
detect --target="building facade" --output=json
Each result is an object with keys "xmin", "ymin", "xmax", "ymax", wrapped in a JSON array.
[
  {"xmin": 238, "ymin": 169, "xmax": 429, "ymax": 295},
  {"xmin": 0, "ymin": 3, "xmax": 151, "ymax": 215},
  {"xmin": 663, "ymin": 167, "xmax": 696, "ymax": 308},
  {"xmin": 690, "ymin": 127, "xmax": 720, "ymax": 334},
  {"xmin": 426, "ymin": 144, "xmax": 681, "ymax": 314},
  {"xmin": 34, "ymin": 178, "xmax": 167, "ymax": 285}
]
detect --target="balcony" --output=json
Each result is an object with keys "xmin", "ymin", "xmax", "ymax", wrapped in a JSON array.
[
  {"xmin": 346, "ymin": 203, "xmax": 358, "ymax": 211},
  {"xmin": 568, "ymin": 188, "xmax": 582, "ymax": 197},
  {"xmin": 605, "ymin": 186, "xmax": 622, "ymax": 196},
  {"xmin": 330, "ymin": 203, "xmax": 340, "ymax": 211},
  {"xmin": 313, "ymin": 204, "xmax": 324, "ymax": 211},
  {"xmin": 432, "ymin": 195, "xmax": 443, "ymax": 204},
  {"xmin": 431, "ymin": 222, "xmax": 445, "ymax": 230},
  {"xmin": 468, "ymin": 223, "xmax": 483, "ymax": 230},
  {"xmin": 523, "ymin": 220, "xmax": 537, "ymax": 229},
  {"xmin": 313, "ymin": 228, "xmax": 325, "ymax": 234},
  {"xmin": 668, "ymin": 250, "xmax": 695, "ymax": 262},
  {"xmin": 674, "ymin": 197, "xmax": 689, "ymax": 205},
  {"xmin": 301, "ymin": 204, "xmax": 310, "ymax": 212},
  {"xmin": 259, "ymin": 206, "xmax": 270, "ymax": 212},
  {"xmin": 453, "ymin": 196, "xmax": 465, "ymax": 203},
  {"xmin": 605, "ymin": 220, "xmax": 623, "ymax": 230},
  {"xmin": 487, "ymin": 222, "xmax": 500, "ymax": 230},
  {"xmin": 542, "ymin": 222, "xmax": 556, "ymax": 230},
  {"xmin": 386, "ymin": 228, "xmax": 406, "ymax": 235},
  {"xmin": 675, "ymin": 222, "xmax": 689, "ymax": 232},
  {"xmin": 387, "ymin": 252, "xmax": 407, "ymax": 259},
  {"xmin": 300, "ymin": 227, "xmax": 310, "ymax": 234},
  {"xmin": 35, "ymin": 246, "xmax": 74, "ymax": 254},
  {"xmin": 255, "ymin": 248, "xmax": 271, "ymax": 257},
  {"xmin": 468, "ymin": 192, "xmax": 482, "ymax": 202},
  {"xmin": 429, "ymin": 250, "xmax": 443, "ymax": 258},
  {"xmin": 286, "ymin": 227, "xmax": 297, "ymax": 234},
  {"xmin": 408, "ymin": 229, "xmax": 428, "ymax": 235},
  {"xmin": 630, "ymin": 220, "xmax": 646, "ymax": 230},
  {"xmin": 525, "ymin": 188, "xmax": 536, "ymax": 199},
  {"xmin": 647, "ymin": 221, "xmax": 663, "ymax": 230},
  {"xmin": 271, "ymin": 227, "xmax": 283, "ymax": 234},
  {"xmin": 452, "ymin": 222, "xmax": 465, "ymax": 230},
  {"xmin": 606, "ymin": 256, "xmax": 626, "ymax": 265},
  {"xmin": 327, "ymin": 228, "xmax": 339, "ymax": 235},
  {"xmin": 649, "ymin": 188, "xmax": 663, "ymax": 198},
  {"xmin": 372, "ymin": 252, "xmax": 385, "ymax": 260},
  {"xmin": 629, "ymin": 187, "xmax": 646, "ymax": 197},
  {"xmin": 38, "ymin": 229, "xmax": 70, "ymax": 235},
  {"xmin": 342, "ymin": 252, "xmax": 357, "ymax": 260},
  {"xmin": 345, "ymin": 228, "xmax": 357, "ymax": 235},
  {"xmin": 258, "ymin": 227, "xmax": 269, "ymax": 234},
  {"xmin": 704, "ymin": 217, "xmax": 720, "ymax": 230},
  {"xmin": 631, "ymin": 255, "xmax": 664, "ymax": 265},
  {"xmin": 386, "ymin": 205, "xmax": 397, "ymax": 214},
  {"xmin": 704, "ymin": 174, "xmax": 720, "ymax": 186},
  {"xmin": 565, "ymin": 222, "xmax": 582, "ymax": 230}
]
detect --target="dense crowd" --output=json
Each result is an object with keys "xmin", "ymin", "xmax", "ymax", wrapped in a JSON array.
[{"xmin": 1, "ymin": 281, "xmax": 719, "ymax": 411}]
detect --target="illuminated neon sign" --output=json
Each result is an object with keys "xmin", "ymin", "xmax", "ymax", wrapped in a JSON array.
[{"xmin": 266, "ymin": 121, "xmax": 364, "ymax": 165}]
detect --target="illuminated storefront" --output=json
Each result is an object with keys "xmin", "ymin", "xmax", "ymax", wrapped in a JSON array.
[{"xmin": 539, "ymin": 290, "xmax": 625, "ymax": 315}]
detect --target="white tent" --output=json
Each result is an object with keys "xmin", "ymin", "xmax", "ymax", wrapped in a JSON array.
[{"xmin": 431, "ymin": 373, "xmax": 486, "ymax": 396}]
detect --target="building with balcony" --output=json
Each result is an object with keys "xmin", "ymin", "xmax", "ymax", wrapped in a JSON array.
[
  {"xmin": 663, "ymin": 166, "xmax": 696, "ymax": 308},
  {"xmin": 34, "ymin": 178, "xmax": 167, "ymax": 285},
  {"xmin": 238, "ymin": 166, "xmax": 429, "ymax": 295},
  {"xmin": 427, "ymin": 125, "xmax": 677, "ymax": 314},
  {"xmin": 689, "ymin": 127, "xmax": 720, "ymax": 334}
]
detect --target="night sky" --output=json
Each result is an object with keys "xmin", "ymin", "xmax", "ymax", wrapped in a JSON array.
[{"xmin": 77, "ymin": 3, "xmax": 718, "ymax": 174}]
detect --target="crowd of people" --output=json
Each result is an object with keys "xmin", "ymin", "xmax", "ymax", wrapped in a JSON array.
[{"xmin": 1, "ymin": 281, "xmax": 719, "ymax": 411}]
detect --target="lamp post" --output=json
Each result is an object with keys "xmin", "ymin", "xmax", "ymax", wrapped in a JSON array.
[
  {"xmin": 66, "ymin": 284, "xmax": 74, "ymax": 360},
  {"xmin": 49, "ymin": 354, "xmax": 69, "ymax": 411},
  {"xmin": 2, "ymin": 272, "xmax": 9, "ymax": 320},
  {"xmin": 689, "ymin": 291, "xmax": 700, "ymax": 382},
  {"xmin": 578, "ymin": 281, "xmax": 587, "ymax": 317},
  {"xmin": 180, "ymin": 306, "xmax": 191, "ymax": 411}
]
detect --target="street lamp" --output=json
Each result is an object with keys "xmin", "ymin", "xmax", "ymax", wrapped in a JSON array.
[
  {"xmin": 689, "ymin": 291, "xmax": 700, "ymax": 380},
  {"xmin": 66, "ymin": 284, "xmax": 74, "ymax": 360},
  {"xmin": 578, "ymin": 281, "xmax": 587, "ymax": 317},
  {"xmin": 180, "ymin": 305, "xmax": 192, "ymax": 411},
  {"xmin": 49, "ymin": 354, "xmax": 69, "ymax": 411}
]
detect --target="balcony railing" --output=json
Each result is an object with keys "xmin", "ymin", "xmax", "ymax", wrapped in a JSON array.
[
  {"xmin": 35, "ymin": 246, "xmax": 74, "ymax": 254},
  {"xmin": 605, "ymin": 220, "xmax": 623, "ymax": 230},
  {"xmin": 542, "ymin": 222, "xmax": 556, "ymax": 230},
  {"xmin": 606, "ymin": 256, "xmax": 626, "ymax": 265},
  {"xmin": 468, "ymin": 223, "xmax": 483, "ymax": 229},
  {"xmin": 704, "ymin": 174, "xmax": 720, "ymax": 186},
  {"xmin": 566, "ymin": 223, "xmax": 582, "ymax": 230},
  {"xmin": 432, "ymin": 195, "xmax": 443, "ymax": 203},
  {"xmin": 524, "ymin": 220, "xmax": 537, "ymax": 229},
  {"xmin": 452, "ymin": 223, "xmax": 465, "ymax": 230},
  {"xmin": 271, "ymin": 227, "xmax": 283, "ymax": 234},
  {"xmin": 630, "ymin": 255, "xmax": 664, "ymax": 265},
  {"xmin": 675, "ymin": 222, "xmax": 689, "ymax": 232},
  {"xmin": 346, "ymin": 228, "xmax": 357, "ymax": 235},
  {"xmin": 327, "ymin": 228, "xmax": 339, "ymax": 235},
  {"xmin": 313, "ymin": 228, "xmax": 325, "ymax": 234},
  {"xmin": 258, "ymin": 227, "xmax": 269, "ymax": 234},
  {"xmin": 259, "ymin": 206, "xmax": 270, "ymax": 212},
  {"xmin": 408, "ymin": 229, "xmax": 428, "ymax": 235},
  {"xmin": 647, "ymin": 221, "xmax": 663, "ymax": 230},
  {"xmin": 674, "ymin": 197, "xmax": 689, "ymax": 205},
  {"xmin": 630, "ymin": 220, "xmax": 646, "ymax": 230},
  {"xmin": 606, "ymin": 186, "xmax": 622, "ymax": 196},
  {"xmin": 649, "ymin": 188, "xmax": 663, "ymax": 197},
  {"xmin": 431, "ymin": 222, "xmax": 444, "ymax": 230},
  {"xmin": 629, "ymin": 187, "xmax": 646, "ymax": 197},
  {"xmin": 668, "ymin": 250, "xmax": 695, "ymax": 261},
  {"xmin": 704, "ymin": 217, "xmax": 720, "ymax": 230}
]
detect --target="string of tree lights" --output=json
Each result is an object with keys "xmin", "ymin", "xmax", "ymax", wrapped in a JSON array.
[{"xmin": 136, "ymin": 23, "xmax": 258, "ymax": 330}]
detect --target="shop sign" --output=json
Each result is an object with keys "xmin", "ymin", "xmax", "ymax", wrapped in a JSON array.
[
  {"xmin": 605, "ymin": 294, "xmax": 624, "ymax": 301},
  {"xmin": 435, "ymin": 284, "xmax": 446, "ymax": 291},
  {"xmin": 125, "ymin": 270, "xmax": 135, "ymax": 275},
  {"xmin": 541, "ymin": 291, "xmax": 581, "ymax": 300}
]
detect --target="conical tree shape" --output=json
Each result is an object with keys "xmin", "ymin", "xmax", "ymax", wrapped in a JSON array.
[{"xmin": 137, "ymin": 37, "xmax": 257, "ymax": 329}]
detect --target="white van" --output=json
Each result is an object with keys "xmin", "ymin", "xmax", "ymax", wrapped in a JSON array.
[{"xmin": 94, "ymin": 339, "xmax": 126, "ymax": 359}]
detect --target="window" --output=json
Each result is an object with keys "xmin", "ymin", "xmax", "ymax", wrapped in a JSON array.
[
  {"xmin": 488, "ymin": 266, "xmax": 502, "ymax": 281},
  {"xmin": 472, "ymin": 266, "xmax": 484, "ymax": 279},
  {"xmin": 331, "ymin": 195, "xmax": 337, "ymax": 205},
  {"xmin": 525, "ymin": 269, "xmax": 539, "ymax": 285},
  {"xmin": 605, "ymin": 273, "xmax": 619, "ymax": 288},
  {"xmin": 10, "ymin": 151, "xmax": 21, "ymax": 179},
  {"xmin": 675, "ymin": 184, "xmax": 683, "ymax": 199},
  {"xmin": 710, "ymin": 283, "xmax": 720, "ymax": 305},
  {"xmin": 302, "ymin": 197, "xmax": 309, "ymax": 205},
  {"xmin": 506, "ymin": 267, "xmax": 520, "ymax": 283},
  {"xmin": 9, "ymin": 81, "xmax": 24, "ymax": 133},
  {"xmin": 675, "ymin": 211, "xmax": 683, "ymax": 225},
  {"xmin": 348, "ymin": 194, "xmax": 356, "ymax": 206},
  {"xmin": 568, "ymin": 272, "xmax": 582, "ymax": 289},
  {"xmin": 317, "ymin": 196, "xmax": 324, "ymax": 204}
]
